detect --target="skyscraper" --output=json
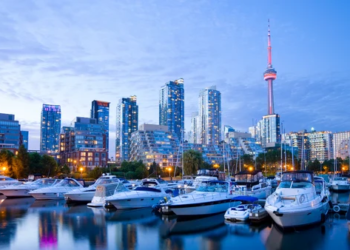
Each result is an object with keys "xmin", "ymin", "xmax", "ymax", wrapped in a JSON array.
[
  {"xmin": 190, "ymin": 112, "xmax": 199, "ymax": 143},
  {"xmin": 20, "ymin": 131, "xmax": 29, "ymax": 149},
  {"xmin": 91, "ymin": 100, "xmax": 110, "ymax": 150},
  {"xmin": 198, "ymin": 86, "xmax": 221, "ymax": 145},
  {"xmin": 260, "ymin": 20, "xmax": 280, "ymax": 147},
  {"xmin": 40, "ymin": 104, "xmax": 61, "ymax": 153},
  {"xmin": 116, "ymin": 96, "xmax": 138, "ymax": 162},
  {"xmin": 159, "ymin": 78, "xmax": 184, "ymax": 140},
  {"xmin": 0, "ymin": 113, "xmax": 21, "ymax": 153}
]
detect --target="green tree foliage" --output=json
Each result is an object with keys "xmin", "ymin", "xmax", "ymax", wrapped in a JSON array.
[
  {"xmin": 307, "ymin": 159, "xmax": 322, "ymax": 172},
  {"xmin": 17, "ymin": 145, "xmax": 30, "ymax": 176},
  {"xmin": 61, "ymin": 164, "xmax": 71, "ymax": 175},
  {"xmin": 0, "ymin": 150, "xmax": 14, "ymax": 174},
  {"xmin": 88, "ymin": 166, "xmax": 103, "ymax": 179},
  {"xmin": 41, "ymin": 155, "xmax": 58, "ymax": 176},
  {"xmin": 29, "ymin": 152, "xmax": 42, "ymax": 174},
  {"xmin": 183, "ymin": 150, "xmax": 203, "ymax": 175},
  {"xmin": 135, "ymin": 165, "xmax": 149, "ymax": 179},
  {"xmin": 11, "ymin": 158, "xmax": 23, "ymax": 179},
  {"xmin": 149, "ymin": 161, "xmax": 163, "ymax": 177}
]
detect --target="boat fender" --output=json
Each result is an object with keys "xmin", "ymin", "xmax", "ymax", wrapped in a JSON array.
[
  {"xmin": 299, "ymin": 194, "xmax": 306, "ymax": 203},
  {"xmin": 333, "ymin": 205, "xmax": 341, "ymax": 213}
]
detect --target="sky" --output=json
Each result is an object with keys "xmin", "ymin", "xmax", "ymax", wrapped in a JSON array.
[{"xmin": 0, "ymin": 0, "xmax": 349, "ymax": 156}]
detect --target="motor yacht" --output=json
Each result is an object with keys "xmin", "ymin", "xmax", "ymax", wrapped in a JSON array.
[
  {"xmin": 0, "ymin": 178, "xmax": 60, "ymax": 198},
  {"xmin": 231, "ymin": 171, "xmax": 272, "ymax": 199},
  {"xmin": 265, "ymin": 171, "xmax": 329, "ymax": 228},
  {"xmin": 224, "ymin": 196, "xmax": 260, "ymax": 221},
  {"xmin": 105, "ymin": 183, "xmax": 170, "ymax": 209},
  {"xmin": 330, "ymin": 176, "xmax": 350, "ymax": 192},
  {"xmin": 64, "ymin": 175, "xmax": 121, "ymax": 203},
  {"xmin": 162, "ymin": 180, "xmax": 240, "ymax": 216},
  {"xmin": 183, "ymin": 175, "xmax": 218, "ymax": 193},
  {"xmin": 88, "ymin": 182, "xmax": 128, "ymax": 207},
  {"xmin": 0, "ymin": 175, "xmax": 19, "ymax": 189},
  {"xmin": 29, "ymin": 178, "xmax": 83, "ymax": 200}
]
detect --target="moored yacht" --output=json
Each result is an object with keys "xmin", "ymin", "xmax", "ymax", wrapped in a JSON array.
[
  {"xmin": 265, "ymin": 171, "xmax": 329, "ymax": 228},
  {"xmin": 105, "ymin": 184, "xmax": 170, "ymax": 210},
  {"xmin": 0, "ymin": 178, "xmax": 60, "ymax": 198},
  {"xmin": 183, "ymin": 175, "xmax": 218, "ymax": 193},
  {"xmin": 162, "ymin": 180, "xmax": 240, "ymax": 216},
  {"xmin": 0, "ymin": 175, "xmax": 19, "ymax": 189},
  {"xmin": 64, "ymin": 175, "xmax": 121, "ymax": 203},
  {"xmin": 29, "ymin": 178, "xmax": 83, "ymax": 200},
  {"xmin": 232, "ymin": 170, "xmax": 272, "ymax": 199},
  {"xmin": 330, "ymin": 176, "xmax": 350, "ymax": 192}
]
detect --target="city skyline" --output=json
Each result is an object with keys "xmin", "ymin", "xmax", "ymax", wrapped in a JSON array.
[{"xmin": 0, "ymin": 1, "xmax": 349, "ymax": 157}]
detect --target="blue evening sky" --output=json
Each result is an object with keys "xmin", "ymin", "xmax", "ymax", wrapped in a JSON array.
[{"xmin": 0, "ymin": 0, "xmax": 349, "ymax": 155}]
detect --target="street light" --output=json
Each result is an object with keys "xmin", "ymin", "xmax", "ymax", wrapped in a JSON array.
[
  {"xmin": 167, "ymin": 167, "xmax": 171, "ymax": 178},
  {"xmin": 248, "ymin": 166, "xmax": 253, "ymax": 172},
  {"xmin": 79, "ymin": 167, "xmax": 84, "ymax": 178}
]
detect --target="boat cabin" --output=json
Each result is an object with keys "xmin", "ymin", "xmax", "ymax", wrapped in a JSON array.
[
  {"xmin": 234, "ymin": 171, "xmax": 264, "ymax": 188},
  {"xmin": 197, "ymin": 169, "xmax": 225, "ymax": 180}
]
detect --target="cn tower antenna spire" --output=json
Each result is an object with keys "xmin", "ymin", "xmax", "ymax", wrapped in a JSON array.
[{"xmin": 264, "ymin": 19, "xmax": 277, "ymax": 115}]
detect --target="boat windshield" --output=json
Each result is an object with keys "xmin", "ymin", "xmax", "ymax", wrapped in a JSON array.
[
  {"xmin": 235, "ymin": 173, "xmax": 263, "ymax": 183},
  {"xmin": 95, "ymin": 177, "xmax": 119, "ymax": 185},
  {"xmin": 55, "ymin": 179, "xmax": 80, "ymax": 187},
  {"xmin": 33, "ymin": 178, "xmax": 58, "ymax": 186},
  {"xmin": 115, "ymin": 183, "xmax": 130, "ymax": 192},
  {"xmin": 282, "ymin": 172, "xmax": 313, "ymax": 182},
  {"xmin": 196, "ymin": 182, "xmax": 228, "ymax": 192},
  {"xmin": 279, "ymin": 181, "xmax": 313, "ymax": 189}
]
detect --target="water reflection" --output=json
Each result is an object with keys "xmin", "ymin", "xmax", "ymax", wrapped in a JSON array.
[
  {"xmin": 0, "ymin": 195, "xmax": 348, "ymax": 250},
  {"xmin": 330, "ymin": 192, "xmax": 350, "ymax": 204}
]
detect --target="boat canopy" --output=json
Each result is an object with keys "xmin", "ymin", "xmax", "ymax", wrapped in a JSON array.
[
  {"xmin": 281, "ymin": 171, "xmax": 313, "ymax": 183},
  {"xmin": 134, "ymin": 187, "xmax": 161, "ymax": 193},
  {"xmin": 234, "ymin": 171, "xmax": 263, "ymax": 183},
  {"xmin": 231, "ymin": 196, "xmax": 258, "ymax": 202}
]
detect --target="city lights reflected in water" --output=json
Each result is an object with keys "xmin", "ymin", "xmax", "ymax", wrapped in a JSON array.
[{"xmin": 0, "ymin": 195, "xmax": 349, "ymax": 250}]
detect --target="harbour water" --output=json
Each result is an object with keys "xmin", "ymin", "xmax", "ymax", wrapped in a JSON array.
[{"xmin": 0, "ymin": 192, "xmax": 349, "ymax": 250}]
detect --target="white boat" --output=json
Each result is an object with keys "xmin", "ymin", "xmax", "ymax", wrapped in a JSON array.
[
  {"xmin": 64, "ymin": 175, "xmax": 121, "ymax": 203},
  {"xmin": 265, "ymin": 171, "xmax": 330, "ymax": 228},
  {"xmin": 232, "ymin": 171, "xmax": 272, "ymax": 199},
  {"xmin": 0, "ymin": 178, "xmax": 60, "ymax": 198},
  {"xmin": 224, "ymin": 196, "xmax": 260, "ymax": 221},
  {"xmin": 330, "ymin": 176, "xmax": 350, "ymax": 192},
  {"xmin": 29, "ymin": 178, "xmax": 83, "ymax": 200},
  {"xmin": 0, "ymin": 175, "xmax": 19, "ymax": 189},
  {"xmin": 183, "ymin": 175, "xmax": 218, "ymax": 193},
  {"xmin": 105, "ymin": 184, "xmax": 170, "ymax": 210},
  {"xmin": 88, "ymin": 182, "xmax": 129, "ymax": 207},
  {"xmin": 162, "ymin": 180, "xmax": 240, "ymax": 216}
]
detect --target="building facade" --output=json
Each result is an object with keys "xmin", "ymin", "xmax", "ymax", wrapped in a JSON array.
[
  {"xmin": 116, "ymin": 96, "xmax": 138, "ymax": 162},
  {"xmin": 333, "ymin": 131, "xmax": 350, "ymax": 159},
  {"xmin": 190, "ymin": 112, "xmax": 199, "ymax": 143},
  {"xmin": 91, "ymin": 100, "xmax": 110, "ymax": 151},
  {"xmin": 59, "ymin": 117, "xmax": 107, "ymax": 169},
  {"xmin": 159, "ymin": 78, "xmax": 184, "ymax": 140},
  {"xmin": 198, "ymin": 86, "xmax": 221, "ymax": 145},
  {"xmin": 20, "ymin": 131, "xmax": 29, "ymax": 149},
  {"xmin": 0, "ymin": 113, "xmax": 21, "ymax": 153},
  {"xmin": 40, "ymin": 104, "xmax": 61, "ymax": 154},
  {"xmin": 257, "ymin": 114, "xmax": 281, "ymax": 147},
  {"xmin": 307, "ymin": 131, "xmax": 333, "ymax": 162}
]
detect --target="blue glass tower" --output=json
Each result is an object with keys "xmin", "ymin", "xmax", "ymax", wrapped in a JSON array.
[
  {"xmin": 40, "ymin": 104, "xmax": 61, "ymax": 153},
  {"xmin": 0, "ymin": 113, "xmax": 21, "ymax": 151},
  {"xmin": 20, "ymin": 131, "xmax": 29, "ymax": 149},
  {"xmin": 159, "ymin": 78, "xmax": 184, "ymax": 140},
  {"xmin": 91, "ymin": 100, "xmax": 110, "ymax": 151},
  {"xmin": 116, "ymin": 96, "xmax": 138, "ymax": 162}
]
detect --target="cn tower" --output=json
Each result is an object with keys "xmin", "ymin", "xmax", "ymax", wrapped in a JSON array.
[{"xmin": 263, "ymin": 20, "xmax": 277, "ymax": 115}]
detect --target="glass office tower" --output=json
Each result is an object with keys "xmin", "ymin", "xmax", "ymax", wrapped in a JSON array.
[
  {"xmin": 0, "ymin": 113, "xmax": 21, "ymax": 151},
  {"xmin": 20, "ymin": 131, "xmax": 29, "ymax": 149},
  {"xmin": 91, "ymin": 100, "xmax": 110, "ymax": 150},
  {"xmin": 116, "ymin": 96, "xmax": 138, "ymax": 162},
  {"xmin": 40, "ymin": 104, "xmax": 61, "ymax": 153},
  {"xmin": 159, "ymin": 78, "xmax": 184, "ymax": 140}
]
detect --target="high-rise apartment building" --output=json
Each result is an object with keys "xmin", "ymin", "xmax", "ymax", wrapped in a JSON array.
[
  {"xmin": 190, "ymin": 112, "xmax": 199, "ymax": 143},
  {"xmin": 40, "ymin": 104, "xmax": 61, "ymax": 153},
  {"xmin": 59, "ymin": 117, "xmax": 107, "ymax": 169},
  {"xmin": 333, "ymin": 131, "xmax": 350, "ymax": 159},
  {"xmin": 0, "ymin": 113, "xmax": 21, "ymax": 153},
  {"xmin": 159, "ymin": 78, "xmax": 184, "ymax": 140},
  {"xmin": 307, "ymin": 131, "xmax": 333, "ymax": 162},
  {"xmin": 224, "ymin": 125, "xmax": 235, "ymax": 139},
  {"xmin": 198, "ymin": 86, "xmax": 221, "ymax": 145},
  {"xmin": 91, "ymin": 100, "xmax": 110, "ymax": 150},
  {"xmin": 116, "ymin": 96, "xmax": 138, "ymax": 162}
]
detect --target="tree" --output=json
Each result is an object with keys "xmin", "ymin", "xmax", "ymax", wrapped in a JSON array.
[
  {"xmin": 0, "ymin": 149, "xmax": 14, "ymax": 175},
  {"xmin": 183, "ymin": 150, "xmax": 203, "ymax": 175},
  {"xmin": 61, "ymin": 164, "xmax": 71, "ymax": 175},
  {"xmin": 11, "ymin": 158, "xmax": 23, "ymax": 179},
  {"xmin": 41, "ymin": 155, "xmax": 58, "ymax": 176},
  {"xmin": 17, "ymin": 145, "xmax": 29, "ymax": 176},
  {"xmin": 29, "ymin": 152, "xmax": 42, "ymax": 174},
  {"xmin": 89, "ymin": 166, "xmax": 103, "ymax": 179},
  {"xmin": 135, "ymin": 165, "xmax": 148, "ymax": 179}
]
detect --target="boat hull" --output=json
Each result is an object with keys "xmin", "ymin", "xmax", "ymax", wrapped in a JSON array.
[
  {"xmin": 170, "ymin": 200, "xmax": 240, "ymax": 216},
  {"xmin": 30, "ymin": 192, "xmax": 66, "ymax": 200},
  {"xmin": 331, "ymin": 184, "xmax": 350, "ymax": 192},
  {"xmin": 1, "ymin": 189, "xmax": 33, "ymax": 198},
  {"xmin": 64, "ymin": 192, "xmax": 94, "ymax": 202},
  {"xmin": 265, "ymin": 202, "xmax": 329, "ymax": 228},
  {"xmin": 106, "ymin": 196, "xmax": 165, "ymax": 209}
]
